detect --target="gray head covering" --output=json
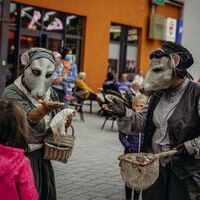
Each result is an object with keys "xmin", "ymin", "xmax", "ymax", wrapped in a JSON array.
[{"xmin": 23, "ymin": 48, "xmax": 56, "ymax": 69}]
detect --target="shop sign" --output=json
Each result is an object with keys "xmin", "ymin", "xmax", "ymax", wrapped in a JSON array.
[
  {"xmin": 153, "ymin": 0, "xmax": 165, "ymax": 5},
  {"xmin": 149, "ymin": 14, "xmax": 165, "ymax": 40},
  {"xmin": 164, "ymin": 17, "xmax": 177, "ymax": 42}
]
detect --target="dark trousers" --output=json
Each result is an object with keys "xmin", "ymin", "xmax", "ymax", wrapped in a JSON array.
[
  {"xmin": 25, "ymin": 149, "xmax": 57, "ymax": 200},
  {"xmin": 142, "ymin": 164, "xmax": 200, "ymax": 200},
  {"xmin": 125, "ymin": 186, "xmax": 140, "ymax": 200}
]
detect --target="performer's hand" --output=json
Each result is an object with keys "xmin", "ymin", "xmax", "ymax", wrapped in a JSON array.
[
  {"xmin": 102, "ymin": 104, "xmax": 110, "ymax": 111},
  {"xmin": 38, "ymin": 99, "xmax": 64, "ymax": 112},
  {"xmin": 107, "ymin": 98, "xmax": 126, "ymax": 117},
  {"xmin": 173, "ymin": 143, "xmax": 187, "ymax": 154},
  {"xmin": 27, "ymin": 100, "xmax": 64, "ymax": 123}
]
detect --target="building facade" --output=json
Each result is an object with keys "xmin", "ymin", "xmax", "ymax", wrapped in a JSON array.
[
  {"xmin": 182, "ymin": 0, "xmax": 200, "ymax": 80},
  {"xmin": 0, "ymin": 0, "xmax": 183, "ymax": 95}
]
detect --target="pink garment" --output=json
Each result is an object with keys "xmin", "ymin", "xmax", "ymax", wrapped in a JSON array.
[{"xmin": 0, "ymin": 144, "xmax": 39, "ymax": 200}]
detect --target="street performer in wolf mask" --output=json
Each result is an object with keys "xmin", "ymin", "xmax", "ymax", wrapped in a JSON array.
[
  {"xmin": 2, "ymin": 48, "xmax": 66, "ymax": 200},
  {"xmin": 108, "ymin": 41, "xmax": 200, "ymax": 200}
]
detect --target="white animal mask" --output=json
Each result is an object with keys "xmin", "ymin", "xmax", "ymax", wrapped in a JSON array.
[
  {"xmin": 21, "ymin": 48, "xmax": 58, "ymax": 100},
  {"xmin": 141, "ymin": 52, "xmax": 180, "ymax": 92},
  {"xmin": 141, "ymin": 42, "xmax": 194, "ymax": 93}
]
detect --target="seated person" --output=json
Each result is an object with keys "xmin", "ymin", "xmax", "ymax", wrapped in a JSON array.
[
  {"xmin": 125, "ymin": 80, "xmax": 141, "ymax": 107},
  {"xmin": 75, "ymin": 72, "xmax": 103, "ymax": 105},
  {"xmin": 52, "ymin": 53, "xmax": 72, "ymax": 100},
  {"xmin": 117, "ymin": 73, "xmax": 131, "ymax": 93},
  {"xmin": 103, "ymin": 72, "xmax": 119, "ymax": 92}
]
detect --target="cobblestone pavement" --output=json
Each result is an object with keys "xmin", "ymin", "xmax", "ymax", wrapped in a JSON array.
[{"xmin": 52, "ymin": 104, "xmax": 125, "ymax": 200}]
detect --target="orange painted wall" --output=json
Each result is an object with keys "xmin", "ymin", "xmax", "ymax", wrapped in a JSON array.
[{"xmin": 14, "ymin": 0, "xmax": 181, "ymax": 91}]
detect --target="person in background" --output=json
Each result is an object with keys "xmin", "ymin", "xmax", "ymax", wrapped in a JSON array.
[
  {"xmin": 119, "ymin": 94, "xmax": 148, "ymax": 200},
  {"xmin": 125, "ymin": 80, "xmax": 141, "ymax": 107},
  {"xmin": 0, "ymin": 100, "xmax": 38, "ymax": 200},
  {"xmin": 62, "ymin": 59, "xmax": 71, "ymax": 79},
  {"xmin": 75, "ymin": 72, "xmax": 96, "ymax": 99},
  {"xmin": 64, "ymin": 48, "xmax": 78, "ymax": 90},
  {"xmin": 52, "ymin": 52, "xmax": 71, "ymax": 100},
  {"xmin": 75, "ymin": 72, "xmax": 103, "ymax": 105},
  {"xmin": 103, "ymin": 72, "xmax": 119, "ymax": 92},
  {"xmin": 109, "ymin": 42, "xmax": 200, "ymax": 200},
  {"xmin": 117, "ymin": 73, "xmax": 131, "ymax": 94}
]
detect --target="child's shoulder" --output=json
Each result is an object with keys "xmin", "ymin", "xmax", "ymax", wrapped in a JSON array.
[
  {"xmin": 20, "ymin": 156, "xmax": 31, "ymax": 167},
  {"xmin": 17, "ymin": 155, "xmax": 32, "ymax": 175}
]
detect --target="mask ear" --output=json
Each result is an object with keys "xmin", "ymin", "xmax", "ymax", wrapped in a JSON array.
[
  {"xmin": 52, "ymin": 51, "xmax": 61, "ymax": 65},
  {"xmin": 172, "ymin": 54, "xmax": 180, "ymax": 67},
  {"xmin": 21, "ymin": 51, "xmax": 30, "ymax": 66}
]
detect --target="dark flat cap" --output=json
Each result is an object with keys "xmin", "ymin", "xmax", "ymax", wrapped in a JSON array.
[{"xmin": 161, "ymin": 41, "xmax": 194, "ymax": 69}]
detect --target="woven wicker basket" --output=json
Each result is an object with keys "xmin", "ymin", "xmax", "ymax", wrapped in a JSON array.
[
  {"xmin": 118, "ymin": 150, "xmax": 178, "ymax": 190},
  {"xmin": 44, "ymin": 125, "xmax": 75, "ymax": 163}
]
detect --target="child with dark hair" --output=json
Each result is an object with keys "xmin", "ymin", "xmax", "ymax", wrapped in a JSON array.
[{"xmin": 0, "ymin": 100, "xmax": 38, "ymax": 200}]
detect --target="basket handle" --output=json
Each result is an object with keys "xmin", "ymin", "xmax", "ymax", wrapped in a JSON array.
[
  {"xmin": 65, "ymin": 125, "xmax": 74, "ymax": 137},
  {"xmin": 118, "ymin": 154, "xmax": 125, "ymax": 161},
  {"xmin": 56, "ymin": 125, "xmax": 74, "ymax": 147},
  {"xmin": 155, "ymin": 149, "xmax": 179, "ymax": 159},
  {"xmin": 118, "ymin": 154, "xmax": 157, "ymax": 166},
  {"xmin": 118, "ymin": 155, "xmax": 134, "ymax": 164}
]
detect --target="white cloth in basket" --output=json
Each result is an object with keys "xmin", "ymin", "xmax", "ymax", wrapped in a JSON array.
[{"xmin": 50, "ymin": 108, "xmax": 76, "ymax": 142}]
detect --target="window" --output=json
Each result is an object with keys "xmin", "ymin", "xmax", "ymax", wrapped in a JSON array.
[
  {"xmin": 7, "ymin": 2, "xmax": 85, "ymax": 82},
  {"xmin": 66, "ymin": 15, "xmax": 83, "ymax": 36},
  {"xmin": 108, "ymin": 23, "xmax": 140, "ymax": 80}
]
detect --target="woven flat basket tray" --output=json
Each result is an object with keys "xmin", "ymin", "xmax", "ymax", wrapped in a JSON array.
[
  {"xmin": 118, "ymin": 150, "xmax": 178, "ymax": 190},
  {"xmin": 118, "ymin": 153, "xmax": 159, "ymax": 190},
  {"xmin": 44, "ymin": 125, "xmax": 75, "ymax": 163}
]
